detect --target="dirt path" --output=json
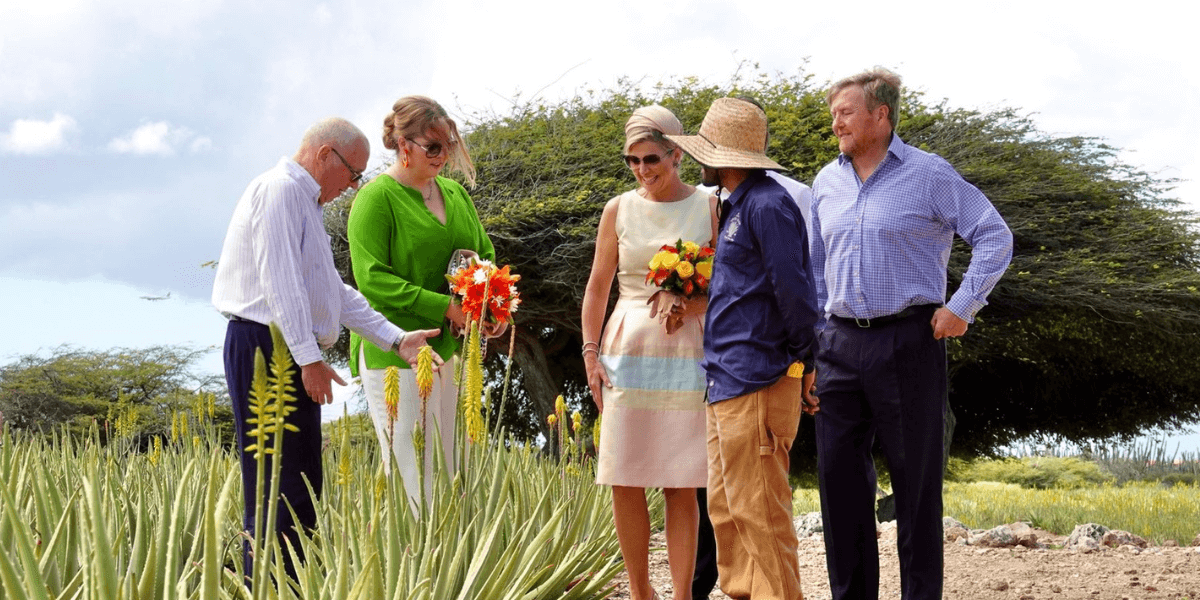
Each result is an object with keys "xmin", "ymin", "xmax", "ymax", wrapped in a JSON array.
[{"xmin": 608, "ymin": 528, "xmax": 1200, "ymax": 600}]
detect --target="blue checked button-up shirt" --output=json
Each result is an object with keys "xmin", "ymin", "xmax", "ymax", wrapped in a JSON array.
[
  {"xmin": 810, "ymin": 134, "xmax": 1013, "ymax": 326},
  {"xmin": 701, "ymin": 172, "xmax": 819, "ymax": 403}
]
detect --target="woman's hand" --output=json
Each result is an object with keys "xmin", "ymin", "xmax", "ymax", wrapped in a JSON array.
[
  {"xmin": 647, "ymin": 290, "xmax": 686, "ymax": 335},
  {"xmin": 445, "ymin": 300, "xmax": 468, "ymax": 333},
  {"xmin": 584, "ymin": 351, "xmax": 612, "ymax": 413}
]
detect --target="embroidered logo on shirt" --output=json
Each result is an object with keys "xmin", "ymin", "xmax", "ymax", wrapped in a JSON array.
[{"xmin": 723, "ymin": 213, "xmax": 741, "ymax": 242}]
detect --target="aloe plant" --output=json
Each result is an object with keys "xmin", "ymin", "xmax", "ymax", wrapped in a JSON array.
[{"xmin": 0, "ymin": 322, "xmax": 621, "ymax": 599}]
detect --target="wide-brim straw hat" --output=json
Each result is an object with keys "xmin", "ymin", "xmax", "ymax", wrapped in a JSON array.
[{"xmin": 665, "ymin": 97, "xmax": 784, "ymax": 171}]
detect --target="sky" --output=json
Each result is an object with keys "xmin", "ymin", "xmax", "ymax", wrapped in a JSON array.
[{"xmin": 2, "ymin": 0, "xmax": 1198, "ymax": 449}]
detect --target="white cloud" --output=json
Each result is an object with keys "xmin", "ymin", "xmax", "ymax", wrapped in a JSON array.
[
  {"xmin": 108, "ymin": 121, "xmax": 208, "ymax": 156},
  {"xmin": 0, "ymin": 113, "xmax": 77, "ymax": 154},
  {"xmin": 189, "ymin": 136, "xmax": 213, "ymax": 153}
]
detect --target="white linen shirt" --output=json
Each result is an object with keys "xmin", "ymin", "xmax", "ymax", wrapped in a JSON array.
[{"xmin": 212, "ymin": 157, "xmax": 403, "ymax": 366}]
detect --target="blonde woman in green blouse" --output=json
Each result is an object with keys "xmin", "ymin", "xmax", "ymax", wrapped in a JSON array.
[{"xmin": 348, "ymin": 95, "xmax": 500, "ymax": 502}]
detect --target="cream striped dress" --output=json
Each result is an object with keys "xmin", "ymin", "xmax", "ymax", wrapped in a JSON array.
[{"xmin": 595, "ymin": 188, "xmax": 710, "ymax": 488}]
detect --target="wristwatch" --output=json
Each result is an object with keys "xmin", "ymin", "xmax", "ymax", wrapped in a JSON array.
[{"xmin": 391, "ymin": 333, "xmax": 404, "ymax": 354}]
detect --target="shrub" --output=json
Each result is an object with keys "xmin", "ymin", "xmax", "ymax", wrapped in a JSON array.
[{"xmin": 949, "ymin": 456, "xmax": 1112, "ymax": 489}]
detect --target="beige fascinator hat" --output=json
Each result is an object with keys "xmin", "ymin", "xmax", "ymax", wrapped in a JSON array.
[
  {"xmin": 624, "ymin": 105, "xmax": 683, "ymax": 154},
  {"xmin": 665, "ymin": 97, "xmax": 784, "ymax": 171}
]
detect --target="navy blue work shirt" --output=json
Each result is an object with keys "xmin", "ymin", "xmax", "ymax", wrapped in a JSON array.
[{"xmin": 700, "ymin": 170, "xmax": 819, "ymax": 403}]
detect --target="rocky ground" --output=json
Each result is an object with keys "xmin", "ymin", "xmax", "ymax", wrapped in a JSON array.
[{"xmin": 606, "ymin": 515, "xmax": 1200, "ymax": 600}]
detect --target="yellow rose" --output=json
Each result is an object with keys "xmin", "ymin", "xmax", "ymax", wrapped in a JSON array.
[
  {"xmin": 648, "ymin": 251, "xmax": 669, "ymax": 270},
  {"xmin": 676, "ymin": 261, "xmax": 695, "ymax": 278},
  {"xmin": 696, "ymin": 261, "xmax": 713, "ymax": 279},
  {"xmin": 660, "ymin": 252, "xmax": 680, "ymax": 270},
  {"xmin": 682, "ymin": 241, "xmax": 700, "ymax": 257}
]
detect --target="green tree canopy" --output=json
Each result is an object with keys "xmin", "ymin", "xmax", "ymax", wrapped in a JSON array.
[
  {"xmin": 328, "ymin": 66, "xmax": 1200, "ymax": 456},
  {"xmin": 0, "ymin": 345, "xmax": 233, "ymax": 442}
]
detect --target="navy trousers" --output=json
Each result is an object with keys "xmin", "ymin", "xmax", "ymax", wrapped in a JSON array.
[
  {"xmin": 814, "ymin": 306, "xmax": 946, "ymax": 600},
  {"xmin": 224, "ymin": 320, "xmax": 323, "ymax": 582}
]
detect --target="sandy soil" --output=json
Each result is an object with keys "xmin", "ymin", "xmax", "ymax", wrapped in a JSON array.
[{"xmin": 607, "ymin": 526, "xmax": 1200, "ymax": 600}]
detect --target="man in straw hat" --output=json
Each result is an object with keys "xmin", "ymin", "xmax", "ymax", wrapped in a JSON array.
[
  {"xmin": 667, "ymin": 97, "xmax": 820, "ymax": 600},
  {"xmin": 810, "ymin": 68, "xmax": 1011, "ymax": 600}
]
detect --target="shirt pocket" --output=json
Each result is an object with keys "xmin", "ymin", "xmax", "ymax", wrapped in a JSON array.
[{"xmin": 715, "ymin": 229, "xmax": 757, "ymax": 289}]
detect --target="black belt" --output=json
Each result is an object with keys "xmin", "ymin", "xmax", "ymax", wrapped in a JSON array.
[
  {"xmin": 830, "ymin": 304, "xmax": 939, "ymax": 329},
  {"xmin": 229, "ymin": 315, "xmax": 261, "ymax": 324}
]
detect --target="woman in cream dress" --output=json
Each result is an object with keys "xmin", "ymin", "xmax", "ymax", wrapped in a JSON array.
[{"xmin": 581, "ymin": 105, "xmax": 718, "ymax": 600}]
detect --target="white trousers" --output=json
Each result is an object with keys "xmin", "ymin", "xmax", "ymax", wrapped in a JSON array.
[{"xmin": 359, "ymin": 347, "xmax": 459, "ymax": 503}]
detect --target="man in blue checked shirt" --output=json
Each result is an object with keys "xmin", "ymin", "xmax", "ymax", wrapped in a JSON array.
[{"xmin": 810, "ymin": 68, "xmax": 1013, "ymax": 600}]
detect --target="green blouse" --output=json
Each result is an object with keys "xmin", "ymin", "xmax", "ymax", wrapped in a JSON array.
[{"xmin": 347, "ymin": 174, "xmax": 495, "ymax": 375}]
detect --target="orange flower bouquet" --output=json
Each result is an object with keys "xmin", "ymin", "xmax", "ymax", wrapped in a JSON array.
[
  {"xmin": 446, "ymin": 257, "xmax": 522, "ymax": 325},
  {"xmin": 645, "ymin": 239, "xmax": 715, "ymax": 298}
]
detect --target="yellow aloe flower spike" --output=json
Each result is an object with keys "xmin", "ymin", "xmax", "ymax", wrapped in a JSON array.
[
  {"xmin": 416, "ymin": 345, "xmax": 434, "ymax": 400},
  {"xmin": 592, "ymin": 414, "xmax": 602, "ymax": 452},
  {"xmin": 411, "ymin": 420, "xmax": 426, "ymax": 458},
  {"xmin": 384, "ymin": 365, "xmax": 400, "ymax": 448},
  {"xmin": 464, "ymin": 321, "xmax": 486, "ymax": 443}
]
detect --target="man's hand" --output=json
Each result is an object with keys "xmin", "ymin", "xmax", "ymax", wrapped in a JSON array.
[
  {"xmin": 395, "ymin": 329, "xmax": 445, "ymax": 369},
  {"xmin": 801, "ymin": 370, "xmax": 820, "ymax": 415},
  {"xmin": 300, "ymin": 361, "xmax": 346, "ymax": 405},
  {"xmin": 930, "ymin": 307, "xmax": 969, "ymax": 340}
]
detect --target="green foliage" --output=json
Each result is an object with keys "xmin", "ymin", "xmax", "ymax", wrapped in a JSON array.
[
  {"xmin": 947, "ymin": 456, "xmax": 1112, "ymax": 489},
  {"xmin": 942, "ymin": 481, "xmax": 1200, "ymax": 544},
  {"xmin": 322, "ymin": 410, "xmax": 379, "ymax": 446},
  {"xmin": 0, "ymin": 344, "xmax": 233, "ymax": 443},
  {"xmin": 793, "ymin": 475, "xmax": 1200, "ymax": 544}
]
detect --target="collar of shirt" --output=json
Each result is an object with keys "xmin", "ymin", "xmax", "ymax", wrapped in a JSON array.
[
  {"xmin": 280, "ymin": 156, "xmax": 321, "ymax": 206},
  {"xmin": 726, "ymin": 169, "xmax": 768, "ymax": 208},
  {"xmin": 836, "ymin": 132, "xmax": 910, "ymax": 171}
]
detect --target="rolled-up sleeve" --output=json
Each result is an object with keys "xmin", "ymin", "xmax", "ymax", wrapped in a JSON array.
[{"xmin": 930, "ymin": 162, "xmax": 1013, "ymax": 322}]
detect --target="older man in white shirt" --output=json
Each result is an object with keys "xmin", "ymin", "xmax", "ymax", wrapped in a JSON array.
[{"xmin": 212, "ymin": 117, "xmax": 439, "ymax": 582}]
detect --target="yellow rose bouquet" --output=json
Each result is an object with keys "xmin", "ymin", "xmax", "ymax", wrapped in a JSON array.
[{"xmin": 645, "ymin": 238, "xmax": 715, "ymax": 298}]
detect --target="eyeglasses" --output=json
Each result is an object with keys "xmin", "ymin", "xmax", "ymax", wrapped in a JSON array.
[
  {"xmin": 406, "ymin": 138, "xmax": 454, "ymax": 158},
  {"xmin": 329, "ymin": 147, "xmax": 364, "ymax": 183},
  {"xmin": 623, "ymin": 148, "xmax": 673, "ymax": 167}
]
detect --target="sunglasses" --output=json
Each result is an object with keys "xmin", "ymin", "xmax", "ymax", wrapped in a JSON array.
[
  {"xmin": 329, "ymin": 146, "xmax": 363, "ymax": 183},
  {"xmin": 406, "ymin": 137, "xmax": 454, "ymax": 159},
  {"xmin": 623, "ymin": 148, "xmax": 673, "ymax": 167}
]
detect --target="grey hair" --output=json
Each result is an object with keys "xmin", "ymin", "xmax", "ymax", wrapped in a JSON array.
[
  {"xmin": 300, "ymin": 117, "xmax": 367, "ymax": 152},
  {"xmin": 827, "ymin": 67, "xmax": 902, "ymax": 130}
]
